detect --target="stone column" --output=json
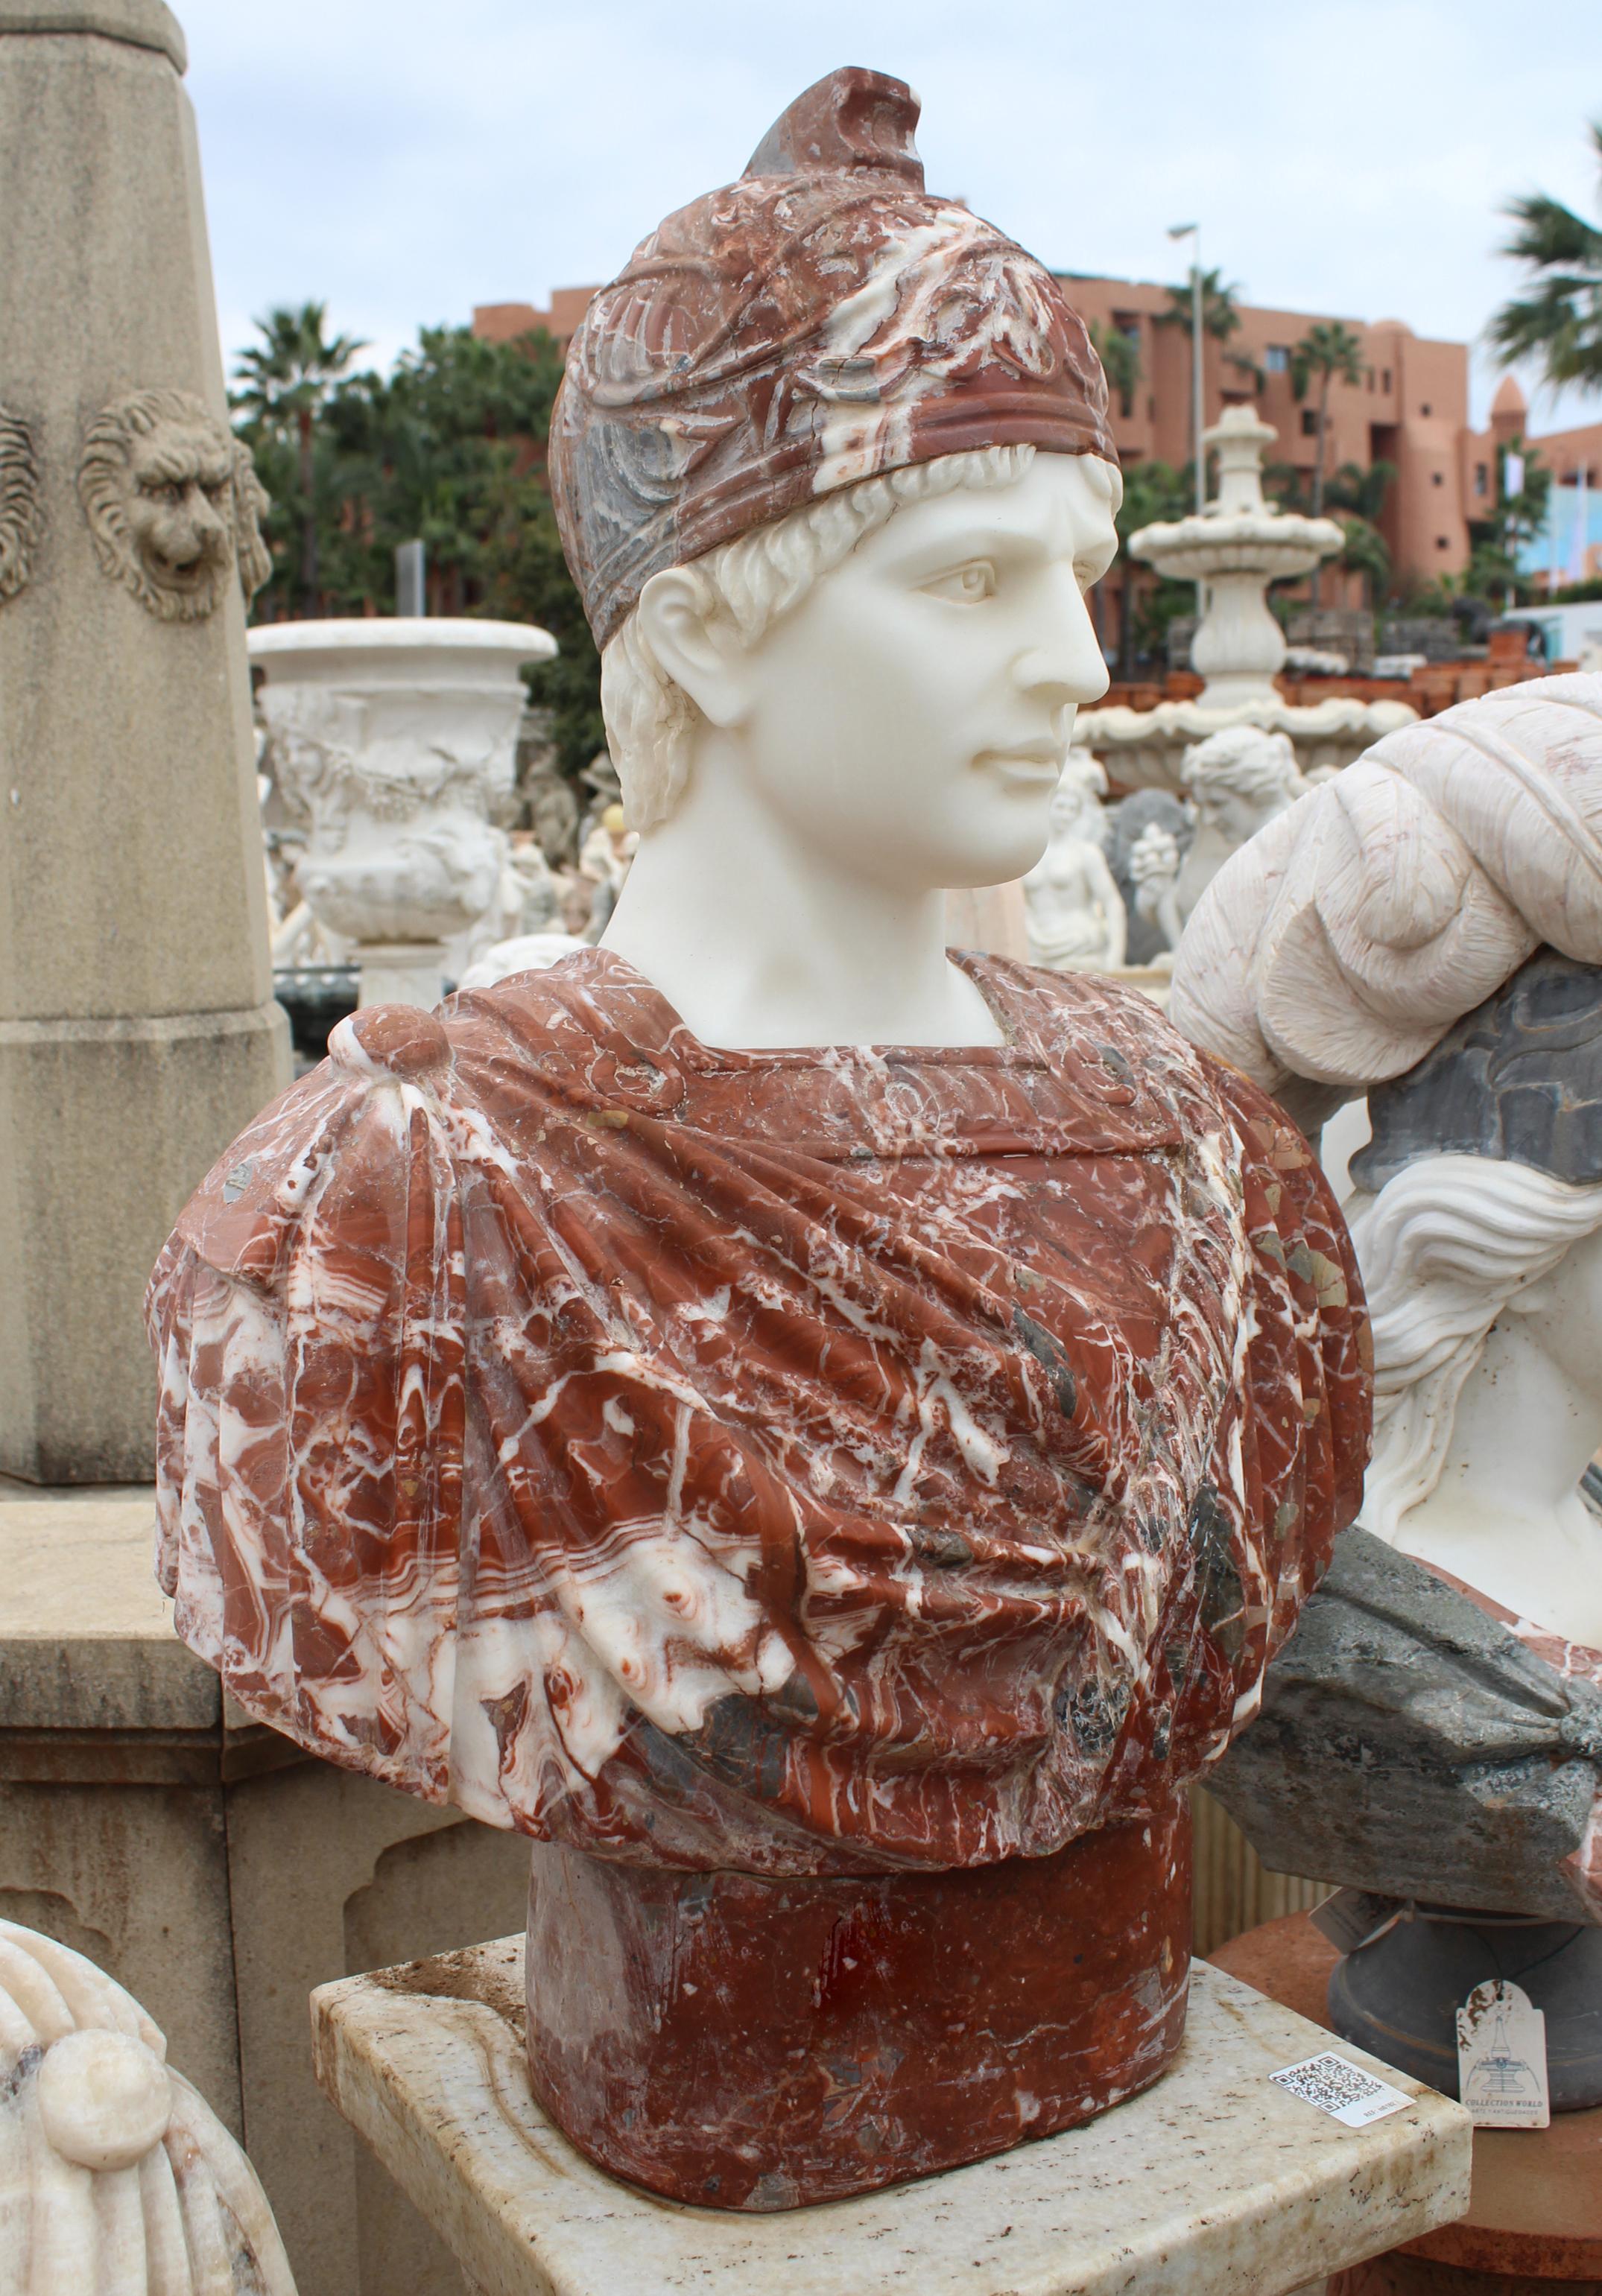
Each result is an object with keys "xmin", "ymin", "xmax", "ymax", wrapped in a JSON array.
[{"xmin": 0, "ymin": 0, "xmax": 290, "ymax": 1482}]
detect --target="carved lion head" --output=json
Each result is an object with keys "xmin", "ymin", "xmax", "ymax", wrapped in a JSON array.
[
  {"xmin": 77, "ymin": 387, "xmax": 271, "ymax": 621},
  {"xmin": 0, "ymin": 401, "xmax": 42, "ymax": 603}
]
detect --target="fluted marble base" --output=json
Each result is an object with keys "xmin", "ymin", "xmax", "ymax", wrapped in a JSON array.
[{"xmin": 311, "ymin": 1935, "xmax": 1470, "ymax": 2296}]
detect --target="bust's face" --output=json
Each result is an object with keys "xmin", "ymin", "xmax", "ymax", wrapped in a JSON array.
[{"xmin": 728, "ymin": 452, "xmax": 1115, "ymax": 889}]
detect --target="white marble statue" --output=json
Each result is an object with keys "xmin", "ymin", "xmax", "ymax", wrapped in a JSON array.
[
  {"xmin": 1128, "ymin": 725, "xmax": 1307, "ymax": 957},
  {"xmin": 1022, "ymin": 756, "xmax": 1127, "ymax": 971},
  {"xmin": 1346, "ymin": 1143, "xmax": 1602, "ymax": 1649},
  {"xmin": 0, "ymin": 1920, "xmax": 297, "ymax": 2293},
  {"xmin": 1171, "ymin": 670, "xmax": 1602, "ymax": 1647}
]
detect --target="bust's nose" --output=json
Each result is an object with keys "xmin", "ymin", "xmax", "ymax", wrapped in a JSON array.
[{"xmin": 1014, "ymin": 562, "xmax": 1110, "ymax": 711}]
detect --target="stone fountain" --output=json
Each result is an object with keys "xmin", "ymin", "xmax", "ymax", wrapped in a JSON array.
[{"xmin": 1074, "ymin": 406, "xmax": 1415, "ymax": 791}]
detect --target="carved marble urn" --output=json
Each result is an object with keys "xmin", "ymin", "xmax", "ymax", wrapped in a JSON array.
[{"xmin": 250, "ymin": 618, "xmax": 557, "ymax": 1009}]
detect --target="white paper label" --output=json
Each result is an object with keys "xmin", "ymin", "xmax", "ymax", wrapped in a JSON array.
[
  {"xmin": 1270, "ymin": 2050, "xmax": 1414, "ymax": 2128},
  {"xmin": 1455, "ymin": 1979, "xmax": 1549, "ymax": 2128}
]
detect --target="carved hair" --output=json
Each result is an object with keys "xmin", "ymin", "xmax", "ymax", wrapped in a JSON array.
[
  {"xmin": 0, "ymin": 401, "xmax": 42, "ymax": 603},
  {"xmin": 1169, "ymin": 674, "xmax": 1602, "ymax": 1132},
  {"xmin": 601, "ymin": 445, "xmax": 1121, "ymax": 831},
  {"xmin": 1349, "ymin": 1154, "xmax": 1602, "ymax": 1537},
  {"xmin": 1179, "ymin": 725, "xmax": 1305, "ymax": 807},
  {"xmin": 78, "ymin": 387, "xmax": 270, "ymax": 621}
]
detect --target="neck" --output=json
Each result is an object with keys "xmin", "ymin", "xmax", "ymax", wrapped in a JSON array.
[
  {"xmin": 1396, "ymin": 1317, "xmax": 1602, "ymax": 1646},
  {"xmin": 600, "ymin": 740, "xmax": 1003, "ymax": 1050}
]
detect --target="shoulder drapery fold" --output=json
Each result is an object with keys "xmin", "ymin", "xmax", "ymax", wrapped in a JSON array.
[{"xmin": 148, "ymin": 954, "xmax": 1370, "ymax": 1874}]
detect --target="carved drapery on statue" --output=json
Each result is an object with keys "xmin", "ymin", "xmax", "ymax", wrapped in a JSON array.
[{"xmin": 148, "ymin": 952, "xmax": 1367, "ymax": 1877}]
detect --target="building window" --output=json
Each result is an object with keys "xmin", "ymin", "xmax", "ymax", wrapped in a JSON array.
[
  {"xmin": 1431, "ymin": 470, "xmax": 1444, "ymax": 486},
  {"xmin": 1421, "ymin": 403, "xmax": 1432, "ymax": 416},
  {"xmin": 1300, "ymin": 408, "xmax": 1319, "ymax": 436},
  {"xmin": 1367, "ymin": 367, "xmax": 1375, "ymax": 391},
  {"xmin": 1114, "ymin": 312, "xmax": 1142, "ymax": 342},
  {"xmin": 1264, "ymin": 345, "xmax": 1290, "ymax": 373},
  {"xmin": 1437, "ymin": 536, "xmax": 1450, "ymax": 550},
  {"xmin": 1475, "ymin": 463, "xmax": 1489, "ymax": 495},
  {"xmin": 1381, "ymin": 368, "xmax": 1392, "ymax": 392}
]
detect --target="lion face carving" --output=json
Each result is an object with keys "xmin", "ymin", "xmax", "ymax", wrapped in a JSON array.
[
  {"xmin": 0, "ymin": 400, "xmax": 42, "ymax": 604},
  {"xmin": 77, "ymin": 388, "xmax": 271, "ymax": 621}
]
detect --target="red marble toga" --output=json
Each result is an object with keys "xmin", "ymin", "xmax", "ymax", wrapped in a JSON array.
[{"xmin": 147, "ymin": 951, "xmax": 1369, "ymax": 1876}]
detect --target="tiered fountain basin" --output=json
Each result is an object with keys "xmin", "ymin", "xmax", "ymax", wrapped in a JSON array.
[{"xmin": 1075, "ymin": 407, "xmax": 1415, "ymax": 791}]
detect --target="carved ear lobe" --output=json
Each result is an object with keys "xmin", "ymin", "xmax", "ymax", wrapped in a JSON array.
[
  {"xmin": 231, "ymin": 446, "xmax": 272, "ymax": 604},
  {"xmin": 634, "ymin": 562, "xmax": 749, "ymax": 729}
]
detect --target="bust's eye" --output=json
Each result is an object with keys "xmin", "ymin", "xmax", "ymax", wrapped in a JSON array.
[{"xmin": 922, "ymin": 559, "xmax": 996, "ymax": 603}]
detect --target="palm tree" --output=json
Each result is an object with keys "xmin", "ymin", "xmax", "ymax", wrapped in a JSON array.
[
  {"xmin": 232, "ymin": 302, "xmax": 367, "ymax": 612},
  {"xmin": 1489, "ymin": 121, "xmax": 1602, "ymax": 398},
  {"xmin": 1157, "ymin": 267, "xmax": 1243, "ymax": 347},
  {"xmin": 1290, "ymin": 321, "xmax": 1365, "ymax": 516},
  {"xmin": 1089, "ymin": 320, "xmax": 1142, "ymax": 420}
]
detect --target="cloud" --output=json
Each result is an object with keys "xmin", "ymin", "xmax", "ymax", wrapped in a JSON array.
[{"xmin": 184, "ymin": 0, "xmax": 1601, "ymax": 431}]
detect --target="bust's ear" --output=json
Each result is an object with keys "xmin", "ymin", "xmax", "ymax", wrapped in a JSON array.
[{"xmin": 635, "ymin": 565, "xmax": 752, "ymax": 729}]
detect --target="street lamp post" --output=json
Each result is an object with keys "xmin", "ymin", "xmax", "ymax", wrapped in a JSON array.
[
  {"xmin": 1168, "ymin": 222, "xmax": 1208, "ymax": 650},
  {"xmin": 1168, "ymin": 222, "xmax": 1205, "ymax": 515}
]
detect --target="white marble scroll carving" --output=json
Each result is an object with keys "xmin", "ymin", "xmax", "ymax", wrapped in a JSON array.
[
  {"xmin": 0, "ymin": 1918, "xmax": 297, "ymax": 2294},
  {"xmin": 1169, "ymin": 673, "xmax": 1602, "ymax": 1129}
]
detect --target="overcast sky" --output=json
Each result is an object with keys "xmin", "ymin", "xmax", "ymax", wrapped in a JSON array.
[{"xmin": 180, "ymin": 0, "xmax": 1601, "ymax": 435}]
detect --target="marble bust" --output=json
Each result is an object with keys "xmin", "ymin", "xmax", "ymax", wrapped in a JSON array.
[
  {"xmin": 148, "ymin": 69, "xmax": 1369, "ymax": 2209},
  {"xmin": 1129, "ymin": 725, "xmax": 1308, "ymax": 958}
]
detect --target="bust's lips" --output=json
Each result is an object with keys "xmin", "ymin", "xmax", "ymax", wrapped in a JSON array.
[{"xmin": 977, "ymin": 746, "xmax": 1063, "ymax": 787}]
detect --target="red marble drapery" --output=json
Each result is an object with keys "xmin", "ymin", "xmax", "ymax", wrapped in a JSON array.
[{"xmin": 148, "ymin": 951, "xmax": 1369, "ymax": 1874}]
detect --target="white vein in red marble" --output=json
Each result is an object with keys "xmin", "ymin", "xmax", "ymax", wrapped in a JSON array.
[{"xmin": 147, "ymin": 952, "xmax": 1368, "ymax": 1874}]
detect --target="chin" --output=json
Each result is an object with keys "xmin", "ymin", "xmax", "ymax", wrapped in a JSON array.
[{"xmin": 946, "ymin": 817, "xmax": 1054, "ymax": 889}]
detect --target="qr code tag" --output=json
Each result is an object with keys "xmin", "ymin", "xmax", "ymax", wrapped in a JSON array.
[{"xmin": 1271, "ymin": 2051, "xmax": 1413, "ymax": 2128}]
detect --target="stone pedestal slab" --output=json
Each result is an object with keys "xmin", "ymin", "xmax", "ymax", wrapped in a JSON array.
[
  {"xmin": 1213, "ymin": 1913, "xmax": 1602, "ymax": 2293},
  {"xmin": 312, "ymin": 1935, "xmax": 1471, "ymax": 2296}
]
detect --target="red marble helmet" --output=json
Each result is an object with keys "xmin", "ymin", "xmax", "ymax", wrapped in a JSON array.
[{"xmin": 549, "ymin": 66, "xmax": 1118, "ymax": 649}]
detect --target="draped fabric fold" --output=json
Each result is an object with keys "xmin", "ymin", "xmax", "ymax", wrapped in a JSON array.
[{"xmin": 148, "ymin": 951, "xmax": 1368, "ymax": 1874}]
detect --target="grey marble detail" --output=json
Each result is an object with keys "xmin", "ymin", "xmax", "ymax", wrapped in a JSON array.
[
  {"xmin": 1210, "ymin": 1526, "xmax": 1602, "ymax": 1921},
  {"xmin": 312, "ymin": 1935, "xmax": 1470, "ymax": 2296},
  {"xmin": 1355, "ymin": 947, "xmax": 1602, "ymax": 1190}
]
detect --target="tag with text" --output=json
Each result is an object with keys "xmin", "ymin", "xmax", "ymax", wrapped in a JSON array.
[
  {"xmin": 1270, "ymin": 2051, "xmax": 1413, "ymax": 2128},
  {"xmin": 1456, "ymin": 1979, "xmax": 1549, "ymax": 2129}
]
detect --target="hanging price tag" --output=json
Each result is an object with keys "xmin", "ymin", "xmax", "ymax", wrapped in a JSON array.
[{"xmin": 1455, "ymin": 1979, "xmax": 1549, "ymax": 2129}]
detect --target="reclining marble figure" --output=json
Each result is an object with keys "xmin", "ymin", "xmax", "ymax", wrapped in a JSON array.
[{"xmin": 145, "ymin": 67, "xmax": 1370, "ymax": 2208}]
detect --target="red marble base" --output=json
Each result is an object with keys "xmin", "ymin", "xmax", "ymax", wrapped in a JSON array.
[{"xmin": 523, "ymin": 1794, "xmax": 1191, "ymax": 2210}]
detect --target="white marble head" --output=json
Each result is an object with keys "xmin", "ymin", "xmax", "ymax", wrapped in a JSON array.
[
  {"xmin": 600, "ymin": 444, "xmax": 1119, "ymax": 883},
  {"xmin": 1179, "ymin": 725, "xmax": 1305, "ymax": 849},
  {"xmin": 0, "ymin": 1920, "xmax": 297, "ymax": 2295}
]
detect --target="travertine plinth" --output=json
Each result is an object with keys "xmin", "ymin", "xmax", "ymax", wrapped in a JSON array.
[{"xmin": 312, "ymin": 1935, "xmax": 1471, "ymax": 2296}]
